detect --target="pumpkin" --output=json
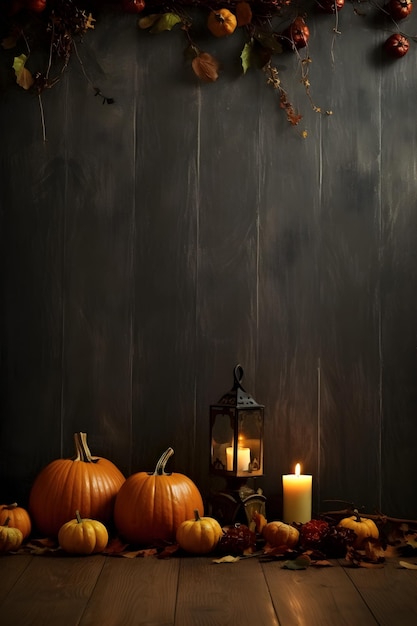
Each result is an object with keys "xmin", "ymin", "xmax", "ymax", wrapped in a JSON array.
[
  {"xmin": 207, "ymin": 8, "xmax": 237, "ymax": 38},
  {"xmin": 176, "ymin": 509, "xmax": 222, "ymax": 554},
  {"xmin": 25, "ymin": 0, "xmax": 47, "ymax": 12},
  {"xmin": 0, "ymin": 517, "xmax": 23, "ymax": 553},
  {"xmin": 383, "ymin": 33, "xmax": 410, "ymax": 57},
  {"xmin": 121, "ymin": 0, "xmax": 146, "ymax": 13},
  {"xmin": 338, "ymin": 510, "xmax": 379, "ymax": 547},
  {"xmin": 0, "ymin": 503, "xmax": 31, "ymax": 540},
  {"xmin": 29, "ymin": 432, "xmax": 125, "ymax": 537},
  {"xmin": 385, "ymin": 0, "xmax": 413, "ymax": 20},
  {"xmin": 58, "ymin": 511, "xmax": 108, "ymax": 555},
  {"xmin": 114, "ymin": 447, "xmax": 204, "ymax": 545},
  {"xmin": 283, "ymin": 17, "xmax": 310, "ymax": 50},
  {"xmin": 316, "ymin": 0, "xmax": 345, "ymax": 12},
  {"xmin": 263, "ymin": 520, "xmax": 300, "ymax": 548}
]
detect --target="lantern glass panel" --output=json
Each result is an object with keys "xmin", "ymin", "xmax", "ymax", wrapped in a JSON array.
[{"xmin": 210, "ymin": 407, "xmax": 263, "ymax": 477}]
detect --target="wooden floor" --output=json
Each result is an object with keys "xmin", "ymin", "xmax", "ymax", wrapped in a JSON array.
[{"xmin": 1, "ymin": 553, "xmax": 417, "ymax": 625}]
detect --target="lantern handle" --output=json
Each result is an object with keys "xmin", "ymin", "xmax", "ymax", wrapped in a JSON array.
[{"xmin": 233, "ymin": 364, "xmax": 245, "ymax": 390}]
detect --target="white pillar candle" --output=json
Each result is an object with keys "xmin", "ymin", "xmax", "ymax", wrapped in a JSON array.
[
  {"xmin": 226, "ymin": 446, "xmax": 251, "ymax": 472},
  {"xmin": 282, "ymin": 463, "xmax": 312, "ymax": 523}
]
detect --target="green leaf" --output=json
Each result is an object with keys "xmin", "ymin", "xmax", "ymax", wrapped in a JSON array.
[
  {"xmin": 12, "ymin": 54, "xmax": 34, "ymax": 90},
  {"xmin": 150, "ymin": 13, "xmax": 182, "ymax": 34},
  {"xmin": 253, "ymin": 29, "xmax": 283, "ymax": 54},
  {"xmin": 241, "ymin": 41, "xmax": 253, "ymax": 75},
  {"xmin": 282, "ymin": 555, "xmax": 311, "ymax": 570},
  {"xmin": 12, "ymin": 54, "xmax": 28, "ymax": 76}
]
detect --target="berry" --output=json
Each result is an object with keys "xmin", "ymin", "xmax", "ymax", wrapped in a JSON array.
[{"xmin": 300, "ymin": 519, "xmax": 330, "ymax": 549}]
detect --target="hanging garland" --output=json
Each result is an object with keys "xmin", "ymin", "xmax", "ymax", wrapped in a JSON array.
[{"xmin": 0, "ymin": 0, "xmax": 415, "ymax": 139}]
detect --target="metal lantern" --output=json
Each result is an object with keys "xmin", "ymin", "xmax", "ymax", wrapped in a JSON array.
[{"xmin": 209, "ymin": 364, "xmax": 266, "ymax": 527}]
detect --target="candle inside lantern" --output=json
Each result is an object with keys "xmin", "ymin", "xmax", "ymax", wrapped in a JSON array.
[
  {"xmin": 226, "ymin": 445, "xmax": 251, "ymax": 472},
  {"xmin": 282, "ymin": 463, "xmax": 312, "ymax": 523}
]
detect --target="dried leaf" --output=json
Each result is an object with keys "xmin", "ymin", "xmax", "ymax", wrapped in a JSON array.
[
  {"xmin": 103, "ymin": 537, "xmax": 129, "ymax": 555},
  {"xmin": 236, "ymin": 1, "xmax": 252, "ymax": 27},
  {"xmin": 263, "ymin": 544, "xmax": 289, "ymax": 557},
  {"xmin": 2, "ymin": 35, "xmax": 18, "ymax": 50},
  {"xmin": 399, "ymin": 560, "xmax": 417, "ymax": 570},
  {"xmin": 358, "ymin": 560, "xmax": 385, "ymax": 569},
  {"xmin": 212, "ymin": 555, "xmax": 241, "ymax": 563},
  {"xmin": 192, "ymin": 52, "xmax": 219, "ymax": 83},
  {"xmin": 121, "ymin": 548, "xmax": 158, "ymax": 558},
  {"xmin": 138, "ymin": 14, "xmax": 162, "ymax": 29},
  {"xmin": 311, "ymin": 559, "xmax": 333, "ymax": 566},
  {"xmin": 158, "ymin": 543, "xmax": 180, "ymax": 559},
  {"xmin": 253, "ymin": 511, "xmax": 268, "ymax": 535},
  {"xmin": 406, "ymin": 533, "xmax": 417, "ymax": 549},
  {"xmin": 253, "ymin": 29, "xmax": 283, "ymax": 54},
  {"xmin": 364, "ymin": 540, "xmax": 386, "ymax": 561}
]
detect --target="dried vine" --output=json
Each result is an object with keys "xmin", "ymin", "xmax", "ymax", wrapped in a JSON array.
[{"xmin": 1, "ymin": 0, "xmax": 416, "ymax": 140}]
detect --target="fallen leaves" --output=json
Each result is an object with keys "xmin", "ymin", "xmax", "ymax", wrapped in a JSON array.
[
  {"xmin": 191, "ymin": 52, "xmax": 220, "ymax": 83},
  {"xmin": 399, "ymin": 561, "xmax": 417, "ymax": 570}
]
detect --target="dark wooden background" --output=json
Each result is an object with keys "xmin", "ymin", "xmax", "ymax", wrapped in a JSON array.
[{"xmin": 1, "ymin": 3, "xmax": 416, "ymax": 522}]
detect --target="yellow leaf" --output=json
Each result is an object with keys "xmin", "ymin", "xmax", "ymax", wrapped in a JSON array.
[
  {"xmin": 212, "ymin": 555, "xmax": 240, "ymax": 563},
  {"xmin": 13, "ymin": 54, "xmax": 34, "ymax": 90},
  {"xmin": 399, "ymin": 560, "xmax": 417, "ymax": 570}
]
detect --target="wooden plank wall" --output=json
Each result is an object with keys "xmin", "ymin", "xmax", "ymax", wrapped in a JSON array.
[{"xmin": 1, "ymin": 4, "xmax": 417, "ymax": 522}]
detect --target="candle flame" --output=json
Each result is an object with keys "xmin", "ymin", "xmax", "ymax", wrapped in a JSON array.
[{"xmin": 295, "ymin": 463, "xmax": 301, "ymax": 477}]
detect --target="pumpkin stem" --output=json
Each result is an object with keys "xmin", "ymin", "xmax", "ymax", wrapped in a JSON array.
[
  {"xmin": 194, "ymin": 509, "xmax": 201, "ymax": 522},
  {"xmin": 353, "ymin": 508, "xmax": 362, "ymax": 522},
  {"xmin": 153, "ymin": 447, "xmax": 174, "ymax": 475},
  {"xmin": 5, "ymin": 503, "xmax": 18, "ymax": 510},
  {"xmin": 73, "ymin": 432, "xmax": 99, "ymax": 464},
  {"xmin": 75, "ymin": 511, "xmax": 83, "ymax": 524}
]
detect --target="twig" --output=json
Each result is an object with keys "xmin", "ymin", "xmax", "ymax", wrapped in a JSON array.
[
  {"xmin": 320, "ymin": 508, "xmax": 417, "ymax": 526},
  {"xmin": 37, "ymin": 94, "xmax": 46, "ymax": 142}
]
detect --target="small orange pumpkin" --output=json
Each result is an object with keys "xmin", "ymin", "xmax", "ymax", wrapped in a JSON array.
[
  {"xmin": 0, "ymin": 503, "xmax": 31, "ymax": 540},
  {"xmin": 283, "ymin": 17, "xmax": 310, "ymax": 50},
  {"xmin": 263, "ymin": 520, "xmax": 300, "ymax": 548},
  {"xmin": 0, "ymin": 517, "xmax": 23, "ymax": 552},
  {"xmin": 207, "ymin": 8, "xmax": 237, "ymax": 37},
  {"xmin": 338, "ymin": 510, "xmax": 379, "ymax": 547},
  {"xmin": 58, "ymin": 511, "xmax": 109, "ymax": 555},
  {"xmin": 114, "ymin": 447, "xmax": 204, "ymax": 545},
  {"xmin": 176, "ymin": 510, "xmax": 223, "ymax": 554}
]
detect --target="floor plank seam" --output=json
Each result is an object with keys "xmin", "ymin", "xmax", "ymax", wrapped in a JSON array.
[{"xmin": 76, "ymin": 556, "xmax": 108, "ymax": 626}]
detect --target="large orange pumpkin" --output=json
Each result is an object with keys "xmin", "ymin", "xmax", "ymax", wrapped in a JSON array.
[
  {"xmin": 29, "ymin": 432, "xmax": 125, "ymax": 537},
  {"xmin": 0, "ymin": 503, "xmax": 32, "ymax": 540},
  {"xmin": 114, "ymin": 447, "xmax": 204, "ymax": 545}
]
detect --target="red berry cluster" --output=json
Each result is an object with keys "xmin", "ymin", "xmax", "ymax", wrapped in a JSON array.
[
  {"xmin": 218, "ymin": 523, "xmax": 257, "ymax": 555},
  {"xmin": 300, "ymin": 519, "xmax": 330, "ymax": 548}
]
